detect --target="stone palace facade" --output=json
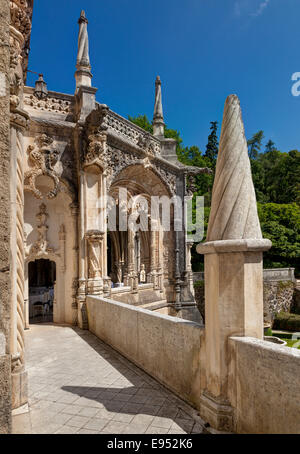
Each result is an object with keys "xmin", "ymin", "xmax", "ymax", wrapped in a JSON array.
[{"xmin": 4, "ymin": 4, "xmax": 210, "ymax": 416}]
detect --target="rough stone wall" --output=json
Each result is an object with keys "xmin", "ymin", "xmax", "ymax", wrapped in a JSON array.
[
  {"xmin": 0, "ymin": 0, "xmax": 12, "ymax": 434},
  {"xmin": 194, "ymin": 280, "xmax": 295, "ymax": 326},
  {"xmin": 292, "ymin": 285, "xmax": 300, "ymax": 315},
  {"xmin": 263, "ymin": 281, "xmax": 295, "ymax": 326}
]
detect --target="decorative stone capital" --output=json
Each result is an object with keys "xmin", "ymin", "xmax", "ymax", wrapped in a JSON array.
[{"xmin": 197, "ymin": 238, "xmax": 272, "ymax": 255}]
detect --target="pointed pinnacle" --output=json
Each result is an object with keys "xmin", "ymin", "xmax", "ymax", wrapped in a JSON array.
[
  {"xmin": 206, "ymin": 94, "xmax": 262, "ymax": 241},
  {"xmin": 78, "ymin": 10, "xmax": 88, "ymax": 24}
]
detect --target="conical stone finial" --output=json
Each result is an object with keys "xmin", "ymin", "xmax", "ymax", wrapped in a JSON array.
[
  {"xmin": 153, "ymin": 75, "xmax": 165, "ymax": 137},
  {"xmin": 206, "ymin": 94, "xmax": 262, "ymax": 241}
]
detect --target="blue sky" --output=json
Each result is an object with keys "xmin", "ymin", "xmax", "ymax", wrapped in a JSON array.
[{"xmin": 26, "ymin": 0, "xmax": 299, "ymax": 153}]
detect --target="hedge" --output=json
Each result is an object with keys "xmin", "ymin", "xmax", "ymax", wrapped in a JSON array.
[{"xmin": 273, "ymin": 311, "xmax": 300, "ymax": 332}]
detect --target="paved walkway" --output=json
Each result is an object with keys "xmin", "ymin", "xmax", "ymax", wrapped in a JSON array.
[{"xmin": 14, "ymin": 324, "xmax": 205, "ymax": 434}]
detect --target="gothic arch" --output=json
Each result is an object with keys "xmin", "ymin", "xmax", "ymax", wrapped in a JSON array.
[{"xmin": 109, "ymin": 163, "xmax": 174, "ymax": 198}]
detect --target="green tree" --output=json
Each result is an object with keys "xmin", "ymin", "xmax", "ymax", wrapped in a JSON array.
[
  {"xmin": 257, "ymin": 203, "xmax": 300, "ymax": 274},
  {"xmin": 128, "ymin": 114, "xmax": 153, "ymax": 133},
  {"xmin": 247, "ymin": 130, "xmax": 264, "ymax": 159},
  {"xmin": 265, "ymin": 139, "xmax": 276, "ymax": 153},
  {"xmin": 204, "ymin": 121, "xmax": 218, "ymax": 164}
]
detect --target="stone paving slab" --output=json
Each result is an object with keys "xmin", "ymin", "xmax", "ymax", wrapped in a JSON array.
[{"xmin": 13, "ymin": 324, "xmax": 205, "ymax": 434}]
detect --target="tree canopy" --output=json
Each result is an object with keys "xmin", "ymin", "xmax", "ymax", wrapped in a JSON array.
[{"xmin": 128, "ymin": 115, "xmax": 300, "ymax": 275}]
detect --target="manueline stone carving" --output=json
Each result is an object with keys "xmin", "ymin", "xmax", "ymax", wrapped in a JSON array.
[
  {"xmin": 84, "ymin": 132, "xmax": 107, "ymax": 169},
  {"xmin": 85, "ymin": 230, "xmax": 104, "ymax": 278},
  {"xmin": 24, "ymin": 134, "xmax": 61, "ymax": 199},
  {"xmin": 24, "ymin": 93, "xmax": 73, "ymax": 115},
  {"xmin": 10, "ymin": 1, "xmax": 32, "ymax": 43},
  {"xmin": 9, "ymin": 50, "xmax": 23, "ymax": 108},
  {"xmin": 137, "ymin": 133, "xmax": 156, "ymax": 155},
  {"xmin": 30, "ymin": 203, "xmax": 54, "ymax": 255}
]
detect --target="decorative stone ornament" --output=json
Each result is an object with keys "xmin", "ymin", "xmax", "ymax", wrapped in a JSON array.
[
  {"xmin": 153, "ymin": 75, "xmax": 165, "ymax": 138},
  {"xmin": 24, "ymin": 133, "xmax": 61, "ymax": 199},
  {"xmin": 30, "ymin": 203, "xmax": 54, "ymax": 255},
  {"xmin": 84, "ymin": 131, "xmax": 107, "ymax": 170},
  {"xmin": 34, "ymin": 74, "xmax": 48, "ymax": 100}
]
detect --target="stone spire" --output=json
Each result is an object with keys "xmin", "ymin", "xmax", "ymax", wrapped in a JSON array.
[
  {"xmin": 75, "ymin": 10, "xmax": 92, "ymax": 92},
  {"xmin": 206, "ymin": 94, "xmax": 262, "ymax": 242},
  {"xmin": 153, "ymin": 76, "xmax": 165, "ymax": 138}
]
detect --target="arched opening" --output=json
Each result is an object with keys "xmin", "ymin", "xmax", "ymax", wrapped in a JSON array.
[
  {"xmin": 107, "ymin": 165, "xmax": 175, "ymax": 294},
  {"xmin": 29, "ymin": 259, "xmax": 56, "ymax": 324}
]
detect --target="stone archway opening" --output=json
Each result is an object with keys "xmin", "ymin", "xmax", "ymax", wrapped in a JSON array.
[{"xmin": 28, "ymin": 259, "xmax": 56, "ymax": 324}]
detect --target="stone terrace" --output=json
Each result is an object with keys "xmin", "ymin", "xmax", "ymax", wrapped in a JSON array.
[{"xmin": 12, "ymin": 324, "xmax": 205, "ymax": 434}]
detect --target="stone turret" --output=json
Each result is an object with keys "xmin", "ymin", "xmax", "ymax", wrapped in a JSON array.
[
  {"xmin": 153, "ymin": 76, "xmax": 165, "ymax": 138},
  {"xmin": 74, "ymin": 10, "xmax": 97, "ymax": 122}
]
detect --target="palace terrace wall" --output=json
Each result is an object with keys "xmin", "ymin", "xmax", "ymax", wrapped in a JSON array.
[
  {"xmin": 229, "ymin": 337, "xmax": 300, "ymax": 434},
  {"xmin": 87, "ymin": 295, "xmax": 204, "ymax": 409}
]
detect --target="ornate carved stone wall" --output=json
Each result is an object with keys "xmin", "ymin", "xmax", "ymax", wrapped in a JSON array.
[
  {"xmin": 9, "ymin": 0, "xmax": 33, "ymax": 411},
  {"xmin": 0, "ymin": 0, "xmax": 12, "ymax": 435}
]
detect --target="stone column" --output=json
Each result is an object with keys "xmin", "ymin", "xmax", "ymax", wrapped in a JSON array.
[
  {"xmin": 10, "ymin": 107, "xmax": 29, "ymax": 411},
  {"xmin": 85, "ymin": 230, "xmax": 104, "ymax": 295},
  {"xmin": 197, "ymin": 95, "xmax": 271, "ymax": 432},
  {"xmin": 77, "ymin": 171, "xmax": 87, "ymax": 328},
  {"xmin": 157, "ymin": 227, "xmax": 163, "ymax": 292},
  {"xmin": 24, "ymin": 263, "xmax": 29, "ymax": 330},
  {"xmin": 128, "ymin": 227, "xmax": 137, "ymax": 292},
  {"xmin": 8, "ymin": 10, "xmax": 33, "ymax": 409},
  {"xmin": 70, "ymin": 203, "xmax": 79, "ymax": 326},
  {"xmin": 148, "ymin": 221, "xmax": 158, "ymax": 288},
  {"xmin": 174, "ymin": 231, "xmax": 181, "ymax": 309},
  {"xmin": 59, "ymin": 225, "xmax": 66, "ymax": 273},
  {"xmin": 0, "ymin": 0, "xmax": 12, "ymax": 433},
  {"xmin": 185, "ymin": 241, "xmax": 194, "ymax": 296}
]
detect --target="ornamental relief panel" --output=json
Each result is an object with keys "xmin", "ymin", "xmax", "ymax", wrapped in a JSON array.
[{"xmin": 24, "ymin": 133, "xmax": 76, "ymax": 201}]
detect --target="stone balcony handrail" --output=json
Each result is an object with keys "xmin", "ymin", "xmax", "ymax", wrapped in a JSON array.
[{"xmin": 104, "ymin": 108, "xmax": 162, "ymax": 155}]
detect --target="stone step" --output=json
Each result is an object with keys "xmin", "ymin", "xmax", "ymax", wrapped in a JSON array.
[{"xmin": 140, "ymin": 300, "xmax": 168, "ymax": 311}]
